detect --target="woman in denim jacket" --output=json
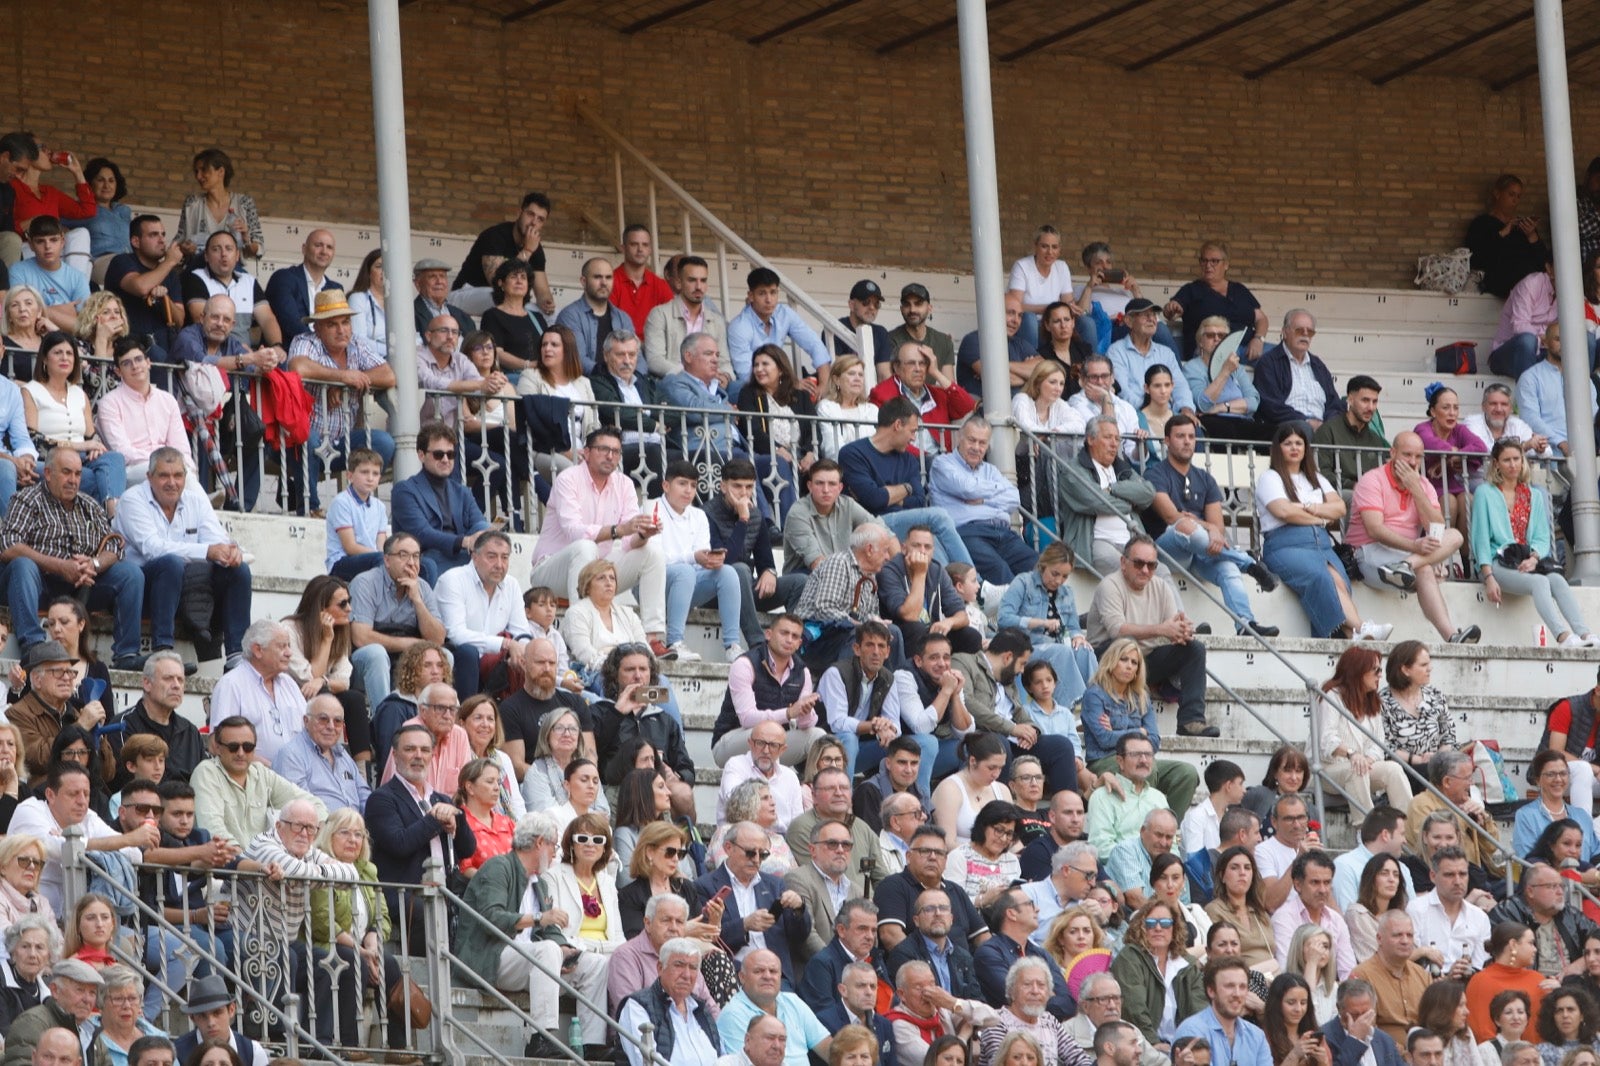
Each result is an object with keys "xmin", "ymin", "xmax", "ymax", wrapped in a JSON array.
[{"xmin": 997, "ymin": 541, "xmax": 1098, "ymax": 709}]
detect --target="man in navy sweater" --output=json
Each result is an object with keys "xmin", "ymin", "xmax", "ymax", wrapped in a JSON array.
[{"xmin": 837, "ymin": 397, "xmax": 975, "ymax": 569}]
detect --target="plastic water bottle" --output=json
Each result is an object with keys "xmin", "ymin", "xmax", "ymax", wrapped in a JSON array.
[{"xmin": 568, "ymin": 1016, "xmax": 584, "ymax": 1058}]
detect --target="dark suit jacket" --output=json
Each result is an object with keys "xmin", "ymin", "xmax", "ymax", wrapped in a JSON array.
[
  {"xmin": 589, "ymin": 369, "xmax": 661, "ymax": 435},
  {"xmin": 365, "ymin": 776, "xmax": 477, "ymax": 922},
  {"xmin": 413, "ymin": 295, "xmax": 475, "ymax": 338},
  {"xmin": 973, "ymin": 932, "xmax": 1076, "ymax": 1019},
  {"xmin": 390, "ymin": 470, "xmax": 491, "ymax": 562},
  {"xmin": 1253, "ymin": 343, "xmax": 1345, "ymax": 426},
  {"xmin": 264, "ymin": 264, "xmax": 342, "ymax": 341},
  {"xmin": 884, "ymin": 931, "xmax": 983, "ymax": 1001},
  {"xmin": 797, "ymin": 936, "xmax": 892, "ymax": 1016},
  {"xmin": 813, "ymin": 1004, "xmax": 893, "ymax": 1066},
  {"xmin": 1322, "ymin": 1016, "xmax": 1404, "ymax": 1066},
  {"xmin": 696, "ymin": 866, "xmax": 810, "ymax": 990}
]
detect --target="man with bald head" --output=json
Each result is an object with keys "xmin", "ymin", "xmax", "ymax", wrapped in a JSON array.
[
  {"xmin": 557, "ymin": 257, "xmax": 635, "ymax": 373},
  {"xmin": 273, "ymin": 693, "xmax": 370, "ymax": 812},
  {"xmin": 1106, "ymin": 808, "xmax": 1186, "ymax": 910},
  {"xmin": 955, "ymin": 291, "xmax": 1037, "ymax": 399},
  {"xmin": 717, "ymin": 949, "xmax": 831, "ymax": 1066},
  {"xmin": 499, "ymin": 637, "xmax": 593, "ymax": 780},
  {"xmin": 180, "ymin": 230, "xmax": 284, "ymax": 351},
  {"xmin": 1348, "ymin": 431, "xmax": 1479, "ymax": 644},
  {"xmin": 264, "ymin": 227, "xmax": 341, "ymax": 342},
  {"xmin": 170, "ymin": 294, "xmax": 277, "ymax": 509},
  {"xmin": 720, "ymin": 1014, "xmax": 789, "ymax": 1066},
  {"xmin": 717, "ymin": 721, "xmax": 807, "ymax": 832}
]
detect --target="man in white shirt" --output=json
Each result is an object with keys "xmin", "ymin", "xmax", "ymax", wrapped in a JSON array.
[
  {"xmin": 1405, "ymin": 846, "xmax": 1489, "ymax": 976},
  {"xmin": 434, "ymin": 530, "xmax": 531, "ymax": 700},
  {"xmin": 817, "ymin": 620, "xmax": 940, "ymax": 783},
  {"xmin": 207, "ymin": 620, "xmax": 307, "ymax": 764},
  {"xmin": 656, "ymin": 460, "xmax": 744, "ymax": 662},
  {"xmin": 718, "ymin": 721, "xmax": 808, "ymax": 832},
  {"xmin": 9, "ymin": 762, "xmax": 155, "ymax": 913},
  {"xmin": 1180, "ymin": 760, "xmax": 1246, "ymax": 855},
  {"xmin": 1255, "ymin": 792, "xmax": 1322, "ymax": 910},
  {"xmin": 114, "ymin": 446, "xmax": 252, "ymax": 669}
]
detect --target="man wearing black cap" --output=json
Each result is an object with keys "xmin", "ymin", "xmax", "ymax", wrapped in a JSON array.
[
  {"xmin": 836, "ymin": 279, "xmax": 893, "ymax": 365},
  {"xmin": 1107, "ymin": 298, "xmax": 1196, "ymax": 415},
  {"xmin": 885, "ymin": 283, "xmax": 955, "ymax": 380}
]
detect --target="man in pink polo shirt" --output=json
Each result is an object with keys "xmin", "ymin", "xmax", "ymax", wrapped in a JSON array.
[
  {"xmin": 528, "ymin": 424, "xmax": 669, "ymax": 652},
  {"xmin": 1347, "ymin": 431, "xmax": 1479, "ymax": 644}
]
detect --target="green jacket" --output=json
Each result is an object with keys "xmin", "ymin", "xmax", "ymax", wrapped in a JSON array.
[
  {"xmin": 2, "ymin": 998, "xmax": 79, "ymax": 1066},
  {"xmin": 1108, "ymin": 943, "xmax": 1206, "ymax": 1047},
  {"xmin": 308, "ymin": 858, "xmax": 391, "ymax": 949},
  {"xmin": 1054, "ymin": 447, "xmax": 1155, "ymax": 574},
  {"xmin": 455, "ymin": 849, "xmax": 566, "ymax": 980}
]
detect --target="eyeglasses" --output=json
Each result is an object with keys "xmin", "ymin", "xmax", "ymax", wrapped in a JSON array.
[
  {"xmin": 219, "ymin": 741, "xmax": 257, "ymax": 754},
  {"xmin": 422, "ymin": 702, "xmax": 461, "ymax": 714},
  {"xmin": 551, "ymin": 724, "xmax": 580, "ymax": 736},
  {"xmin": 1143, "ymin": 917, "xmax": 1175, "ymax": 929},
  {"xmin": 116, "ymin": 353, "xmax": 147, "ymax": 367},
  {"xmin": 750, "ymin": 738, "xmax": 784, "ymax": 750},
  {"xmin": 388, "ymin": 550, "xmax": 422, "ymax": 561},
  {"xmin": 427, "ymin": 327, "xmax": 461, "ymax": 336},
  {"xmin": 35, "ymin": 666, "xmax": 76, "ymax": 679},
  {"xmin": 106, "ymin": 994, "xmax": 141, "ymax": 1008},
  {"xmin": 60, "ymin": 747, "xmax": 90, "ymax": 759},
  {"xmin": 739, "ymin": 846, "xmax": 773, "ymax": 861},
  {"xmin": 660, "ymin": 846, "xmax": 686, "ymax": 860},
  {"xmin": 909, "ymin": 847, "xmax": 948, "ymax": 858},
  {"xmin": 589, "ymin": 445, "xmax": 622, "ymax": 456},
  {"xmin": 1200, "ymin": 331, "xmax": 1228, "ymax": 340},
  {"xmin": 917, "ymin": 904, "xmax": 952, "ymax": 914},
  {"xmin": 427, "ymin": 449, "xmax": 456, "ymax": 461},
  {"xmin": 1083, "ymin": 993, "xmax": 1123, "ymax": 1004},
  {"xmin": 1126, "ymin": 558, "xmax": 1159, "ymax": 571},
  {"xmin": 572, "ymin": 834, "xmax": 608, "ymax": 847},
  {"xmin": 1289, "ymin": 327, "xmax": 1316, "ymax": 337},
  {"xmin": 1013, "ymin": 773, "xmax": 1044, "ymax": 784},
  {"xmin": 279, "ymin": 820, "xmax": 319, "ymax": 836},
  {"xmin": 1068, "ymin": 866, "xmax": 1098, "ymax": 880}
]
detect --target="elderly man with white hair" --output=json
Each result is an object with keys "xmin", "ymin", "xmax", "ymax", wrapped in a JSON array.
[
  {"xmin": 609, "ymin": 893, "xmax": 722, "ymax": 1018},
  {"xmin": 618, "ymin": 937, "xmax": 722, "ymax": 1066},
  {"xmin": 884, "ymin": 959, "xmax": 997, "ymax": 1066},
  {"xmin": 458, "ymin": 809, "xmax": 609, "ymax": 1059},
  {"xmin": 793, "ymin": 521, "xmax": 905, "ymax": 670},
  {"xmin": 1063, "ymin": 973, "xmax": 1170, "ymax": 1066},
  {"xmin": 207, "ymin": 619, "xmax": 306, "ymax": 763},
  {"xmin": 234, "ymin": 797, "xmax": 359, "ymax": 1047},
  {"xmin": 977, "ymin": 956, "xmax": 1095, "ymax": 1066}
]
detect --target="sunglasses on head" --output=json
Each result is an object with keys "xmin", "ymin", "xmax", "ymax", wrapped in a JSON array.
[
  {"xmin": 219, "ymin": 741, "xmax": 256, "ymax": 754},
  {"xmin": 572, "ymin": 834, "xmax": 608, "ymax": 847}
]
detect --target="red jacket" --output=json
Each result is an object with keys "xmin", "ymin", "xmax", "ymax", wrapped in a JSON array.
[
  {"xmin": 10, "ymin": 178, "xmax": 95, "ymax": 234},
  {"xmin": 868, "ymin": 376, "xmax": 977, "ymax": 451}
]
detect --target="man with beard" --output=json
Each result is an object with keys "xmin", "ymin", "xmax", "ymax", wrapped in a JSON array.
[
  {"xmin": 953, "ymin": 627, "xmax": 1079, "ymax": 795},
  {"xmin": 883, "ymin": 284, "xmax": 956, "ymax": 380},
  {"xmin": 1172, "ymin": 957, "xmax": 1271, "ymax": 1066},
  {"xmin": 907, "ymin": 632, "xmax": 975, "ymax": 784}
]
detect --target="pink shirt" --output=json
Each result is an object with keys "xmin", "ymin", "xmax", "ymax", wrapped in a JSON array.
[
  {"xmin": 1346, "ymin": 461, "xmax": 1438, "ymax": 547},
  {"xmin": 727, "ymin": 651, "xmax": 819, "ymax": 730},
  {"xmin": 380, "ymin": 718, "xmax": 474, "ymax": 797},
  {"xmin": 95, "ymin": 383, "xmax": 191, "ymax": 470},
  {"xmin": 531, "ymin": 464, "xmax": 644, "ymax": 564},
  {"xmin": 1493, "ymin": 270, "xmax": 1558, "ymax": 348}
]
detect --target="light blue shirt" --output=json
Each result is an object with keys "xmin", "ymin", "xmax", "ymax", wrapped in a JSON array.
[
  {"xmin": 1020, "ymin": 878, "xmax": 1072, "ymax": 949},
  {"xmin": 1518, "ymin": 358, "xmax": 1597, "ymax": 447},
  {"xmin": 1106, "ymin": 836, "xmax": 1189, "ymax": 904},
  {"xmin": 555, "ymin": 297, "xmax": 634, "ymax": 374},
  {"xmin": 920, "ymin": 932, "xmax": 956, "ymax": 990},
  {"xmin": 715, "ymin": 991, "xmax": 828, "ymax": 1066},
  {"xmin": 1107, "ymin": 336, "xmax": 1194, "ymax": 412},
  {"xmin": 0, "ymin": 378, "xmax": 36, "ymax": 459},
  {"xmin": 113, "ymin": 480, "xmax": 232, "ymax": 568},
  {"xmin": 727, "ymin": 303, "xmax": 831, "ymax": 386},
  {"xmin": 1331, "ymin": 842, "xmax": 1416, "ymax": 911},
  {"xmin": 272, "ymin": 728, "xmax": 371, "ymax": 812},
  {"xmin": 1173, "ymin": 1007, "xmax": 1273, "ymax": 1066},
  {"xmin": 10, "ymin": 258, "xmax": 89, "ymax": 309},
  {"xmin": 928, "ymin": 452, "xmax": 1021, "ymax": 525},
  {"xmin": 325, "ymin": 485, "xmax": 390, "ymax": 569},
  {"xmin": 1513, "ymin": 798, "xmax": 1600, "ymax": 862}
]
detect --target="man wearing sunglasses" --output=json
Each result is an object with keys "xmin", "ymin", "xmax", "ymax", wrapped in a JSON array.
[
  {"xmin": 391, "ymin": 421, "xmax": 494, "ymax": 579},
  {"xmin": 191, "ymin": 716, "xmax": 322, "ymax": 851},
  {"xmin": 696, "ymin": 820, "xmax": 810, "ymax": 991}
]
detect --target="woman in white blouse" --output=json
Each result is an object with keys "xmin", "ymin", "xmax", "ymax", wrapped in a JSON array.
[
  {"xmin": 24, "ymin": 332, "xmax": 126, "ymax": 513},
  {"xmin": 1255, "ymin": 422, "xmax": 1390, "ymax": 641},
  {"xmin": 349, "ymin": 251, "xmax": 388, "ymax": 360},
  {"xmin": 1316, "ymin": 645, "xmax": 1411, "ymax": 813},
  {"xmin": 816, "ymin": 355, "xmax": 878, "ymax": 459},
  {"xmin": 517, "ymin": 325, "xmax": 599, "ymax": 479},
  {"xmin": 1012, "ymin": 361, "xmax": 1078, "ymax": 435},
  {"xmin": 560, "ymin": 559, "xmax": 649, "ymax": 678}
]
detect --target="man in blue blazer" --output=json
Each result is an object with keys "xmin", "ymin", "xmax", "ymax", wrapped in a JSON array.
[
  {"xmin": 1322, "ymin": 979, "xmax": 1405, "ymax": 1066},
  {"xmin": 390, "ymin": 422, "xmax": 492, "ymax": 580},
  {"xmin": 1254, "ymin": 308, "xmax": 1345, "ymax": 429},
  {"xmin": 263, "ymin": 229, "xmax": 342, "ymax": 343},
  {"xmin": 696, "ymin": 821, "xmax": 810, "ymax": 990},
  {"xmin": 657, "ymin": 333, "xmax": 745, "ymax": 460},
  {"xmin": 797, "ymin": 899, "xmax": 892, "ymax": 1016},
  {"xmin": 366, "ymin": 721, "xmax": 476, "ymax": 952}
]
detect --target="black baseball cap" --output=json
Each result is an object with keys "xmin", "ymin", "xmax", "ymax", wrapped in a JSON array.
[
  {"xmin": 900, "ymin": 283, "xmax": 931, "ymax": 302},
  {"xmin": 850, "ymin": 280, "xmax": 883, "ymax": 302}
]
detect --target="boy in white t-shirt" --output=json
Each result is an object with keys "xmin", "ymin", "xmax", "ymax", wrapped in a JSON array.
[{"xmin": 653, "ymin": 459, "xmax": 745, "ymax": 662}]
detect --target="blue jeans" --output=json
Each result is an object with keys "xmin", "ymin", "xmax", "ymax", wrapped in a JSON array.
[
  {"xmin": 330, "ymin": 552, "xmax": 384, "ymax": 582},
  {"xmin": 0, "ymin": 459, "xmax": 18, "ymax": 519},
  {"xmin": 288, "ymin": 428, "xmax": 396, "ymax": 511},
  {"xmin": 1489, "ymin": 333, "xmax": 1542, "ymax": 379},
  {"xmin": 957, "ymin": 519, "xmax": 1039, "ymax": 584},
  {"xmin": 664, "ymin": 562, "xmax": 743, "ymax": 647},
  {"xmin": 3, "ymin": 557, "xmax": 144, "ymax": 660},
  {"xmin": 351, "ymin": 643, "xmax": 395, "ymax": 704},
  {"xmin": 145, "ymin": 925, "xmax": 216, "ymax": 1020},
  {"xmin": 1262, "ymin": 524, "xmax": 1348, "ymax": 638},
  {"xmin": 882, "ymin": 509, "xmax": 975, "ymax": 567},
  {"xmin": 836, "ymin": 729, "xmax": 940, "ymax": 798},
  {"xmin": 80, "ymin": 451, "xmax": 126, "ymax": 508},
  {"xmin": 1157, "ymin": 525, "xmax": 1257, "ymax": 624},
  {"xmin": 141, "ymin": 554, "xmax": 253, "ymax": 655}
]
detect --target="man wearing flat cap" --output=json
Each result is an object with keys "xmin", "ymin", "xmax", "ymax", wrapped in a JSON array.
[
  {"xmin": 285, "ymin": 290, "xmax": 396, "ymax": 515},
  {"xmin": 413, "ymin": 258, "xmax": 475, "ymax": 338},
  {"xmin": 7, "ymin": 639, "xmax": 113, "ymax": 782},
  {"xmin": 2, "ymin": 961, "xmax": 102, "ymax": 1066}
]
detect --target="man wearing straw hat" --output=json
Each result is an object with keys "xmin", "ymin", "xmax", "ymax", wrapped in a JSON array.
[{"xmin": 285, "ymin": 289, "xmax": 396, "ymax": 515}]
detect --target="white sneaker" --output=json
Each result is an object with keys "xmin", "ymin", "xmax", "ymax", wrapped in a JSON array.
[
  {"xmin": 1583, "ymin": 634, "xmax": 1600, "ymax": 648},
  {"xmin": 1355, "ymin": 621, "xmax": 1394, "ymax": 641},
  {"xmin": 1561, "ymin": 632, "xmax": 1591, "ymax": 649},
  {"xmin": 667, "ymin": 641, "xmax": 701, "ymax": 663},
  {"xmin": 724, "ymin": 643, "xmax": 746, "ymax": 664}
]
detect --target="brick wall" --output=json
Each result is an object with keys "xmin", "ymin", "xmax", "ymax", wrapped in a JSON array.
[{"xmin": 7, "ymin": 0, "xmax": 1590, "ymax": 288}]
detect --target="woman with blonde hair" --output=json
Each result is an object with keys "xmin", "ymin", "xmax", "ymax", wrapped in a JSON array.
[
  {"xmin": 1283, "ymin": 924, "xmax": 1339, "ymax": 1023},
  {"xmin": 1109, "ymin": 898, "xmax": 1203, "ymax": 1047},
  {"xmin": 817, "ymin": 354, "xmax": 878, "ymax": 459},
  {"xmin": 829, "ymin": 1024, "xmax": 880, "ymax": 1066},
  {"xmin": 74, "ymin": 290, "xmax": 129, "ymax": 368},
  {"xmin": 561, "ymin": 560, "xmax": 649, "ymax": 676},
  {"xmin": 705, "ymin": 778, "xmax": 794, "ymax": 874},
  {"xmin": 522, "ymin": 707, "xmax": 609, "ymax": 818},
  {"xmin": 1043, "ymin": 903, "xmax": 1112, "ymax": 1001},
  {"xmin": 0, "ymin": 836, "xmax": 52, "ymax": 936},
  {"xmin": 3, "ymin": 285, "xmax": 49, "ymax": 379},
  {"xmin": 311, "ymin": 807, "xmax": 406, "ymax": 1051},
  {"xmin": 1080, "ymin": 638, "xmax": 1195, "ymax": 806},
  {"xmin": 616, "ymin": 820, "xmax": 715, "ymax": 939},
  {"xmin": 63, "ymin": 892, "xmax": 121, "ymax": 968}
]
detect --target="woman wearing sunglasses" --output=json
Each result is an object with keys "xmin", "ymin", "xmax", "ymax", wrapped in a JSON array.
[
  {"xmin": 547, "ymin": 812, "xmax": 624, "ymax": 958},
  {"xmin": 616, "ymin": 820, "xmax": 720, "ymax": 940},
  {"xmin": 1110, "ymin": 899, "xmax": 1206, "ymax": 1051},
  {"xmin": 0, "ymin": 836, "xmax": 53, "ymax": 939}
]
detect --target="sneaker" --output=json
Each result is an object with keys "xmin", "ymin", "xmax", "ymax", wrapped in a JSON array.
[
  {"xmin": 1378, "ymin": 562, "xmax": 1417, "ymax": 591},
  {"xmin": 224, "ymin": 651, "xmax": 244, "ymax": 671},
  {"xmin": 724, "ymin": 643, "xmax": 746, "ymax": 664},
  {"xmin": 1355, "ymin": 621, "xmax": 1394, "ymax": 641},
  {"xmin": 524, "ymin": 1035, "xmax": 565, "ymax": 1060},
  {"xmin": 1448, "ymin": 625, "xmax": 1482, "ymax": 645},
  {"xmin": 1244, "ymin": 560, "xmax": 1280, "ymax": 593},
  {"xmin": 1237, "ymin": 622, "xmax": 1281, "ymax": 638},
  {"xmin": 1585, "ymin": 634, "xmax": 1600, "ymax": 648},
  {"xmin": 1560, "ymin": 632, "xmax": 1590, "ymax": 649},
  {"xmin": 111, "ymin": 653, "xmax": 150, "ymax": 672},
  {"xmin": 667, "ymin": 641, "xmax": 701, "ymax": 663},
  {"xmin": 1178, "ymin": 721, "xmax": 1222, "ymax": 738},
  {"xmin": 1193, "ymin": 622, "xmax": 1212, "ymax": 635},
  {"xmin": 647, "ymin": 638, "xmax": 674, "ymax": 659}
]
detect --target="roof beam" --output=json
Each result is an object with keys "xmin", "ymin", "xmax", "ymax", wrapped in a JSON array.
[
  {"xmin": 998, "ymin": 0, "xmax": 1165, "ymax": 63},
  {"xmin": 1124, "ymin": 0, "xmax": 1300, "ymax": 72},
  {"xmin": 877, "ymin": 0, "xmax": 1023, "ymax": 55},
  {"xmin": 620, "ymin": 0, "xmax": 718, "ymax": 34},
  {"xmin": 500, "ymin": 0, "xmax": 574, "ymax": 24},
  {"xmin": 1244, "ymin": 0, "xmax": 1432, "ymax": 79},
  {"xmin": 749, "ymin": 0, "xmax": 871, "ymax": 45},
  {"xmin": 1491, "ymin": 30, "xmax": 1600, "ymax": 90},
  {"xmin": 1371, "ymin": 10, "xmax": 1533, "ymax": 85}
]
